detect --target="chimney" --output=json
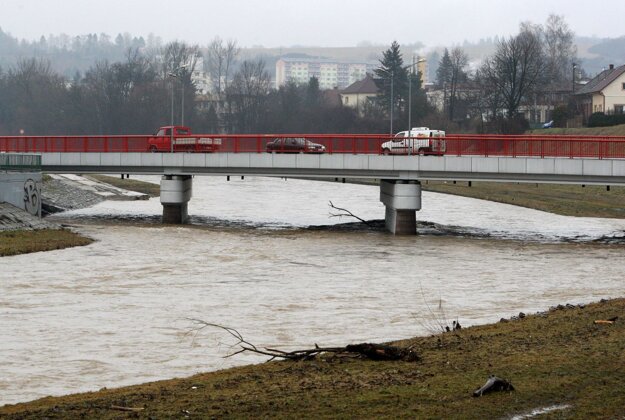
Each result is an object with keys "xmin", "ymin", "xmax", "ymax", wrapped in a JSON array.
[{"xmin": 609, "ymin": 64, "xmax": 614, "ymax": 70}]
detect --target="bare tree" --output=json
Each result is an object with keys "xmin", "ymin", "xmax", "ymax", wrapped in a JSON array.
[
  {"xmin": 224, "ymin": 59, "xmax": 271, "ymax": 132},
  {"xmin": 543, "ymin": 14, "xmax": 577, "ymax": 88},
  {"xmin": 471, "ymin": 67, "xmax": 504, "ymax": 130},
  {"xmin": 447, "ymin": 47, "xmax": 469, "ymax": 120},
  {"xmin": 480, "ymin": 27, "xmax": 545, "ymax": 119},
  {"xmin": 160, "ymin": 41, "xmax": 199, "ymax": 77},
  {"xmin": 206, "ymin": 37, "xmax": 239, "ymax": 96},
  {"xmin": 7, "ymin": 58, "xmax": 69, "ymax": 134}
]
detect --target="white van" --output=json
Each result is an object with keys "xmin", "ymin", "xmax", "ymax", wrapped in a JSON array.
[{"xmin": 381, "ymin": 127, "xmax": 446, "ymax": 155}]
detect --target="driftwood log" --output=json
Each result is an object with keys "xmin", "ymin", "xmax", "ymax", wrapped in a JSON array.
[
  {"xmin": 187, "ymin": 320, "xmax": 420, "ymax": 362},
  {"xmin": 472, "ymin": 375, "xmax": 515, "ymax": 397}
]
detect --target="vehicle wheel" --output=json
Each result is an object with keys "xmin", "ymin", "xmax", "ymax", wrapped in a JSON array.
[
  {"xmin": 382, "ymin": 148, "xmax": 391, "ymax": 155},
  {"xmin": 149, "ymin": 145, "xmax": 158, "ymax": 153}
]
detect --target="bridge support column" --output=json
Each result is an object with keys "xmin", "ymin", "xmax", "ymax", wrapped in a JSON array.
[
  {"xmin": 380, "ymin": 180, "xmax": 421, "ymax": 235},
  {"xmin": 160, "ymin": 175, "xmax": 192, "ymax": 224}
]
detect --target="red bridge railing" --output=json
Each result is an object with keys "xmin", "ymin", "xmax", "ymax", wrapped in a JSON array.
[{"xmin": 1, "ymin": 134, "xmax": 625, "ymax": 159}]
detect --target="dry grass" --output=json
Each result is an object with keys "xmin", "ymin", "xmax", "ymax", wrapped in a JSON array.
[
  {"xmin": 2, "ymin": 298, "xmax": 623, "ymax": 418},
  {"xmin": 0, "ymin": 229, "xmax": 93, "ymax": 256}
]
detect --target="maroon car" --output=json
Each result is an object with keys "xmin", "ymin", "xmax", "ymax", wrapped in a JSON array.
[{"xmin": 266, "ymin": 137, "xmax": 326, "ymax": 153}]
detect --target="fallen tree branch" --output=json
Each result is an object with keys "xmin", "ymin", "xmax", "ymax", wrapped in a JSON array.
[
  {"xmin": 187, "ymin": 320, "xmax": 419, "ymax": 362},
  {"xmin": 328, "ymin": 201, "xmax": 371, "ymax": 226},
  {"xmin": 110, "ymin": 405, "xmax": 145, "ymax": 412}
]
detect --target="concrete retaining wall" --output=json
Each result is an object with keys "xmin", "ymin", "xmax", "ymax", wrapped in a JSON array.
[{"xmin": 0, "ymin": 172, "xmax": 42, "ymax": 217}]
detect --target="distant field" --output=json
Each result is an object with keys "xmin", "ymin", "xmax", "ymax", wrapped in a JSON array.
[{"xmin": 527, "ymin": 124, "xmax": 625, "ymax": 136}]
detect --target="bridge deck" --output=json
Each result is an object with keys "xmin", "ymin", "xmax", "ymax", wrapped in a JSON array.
[{"xmin": 38, "ymin": 152, "xmax": 625, "ymax": 186}]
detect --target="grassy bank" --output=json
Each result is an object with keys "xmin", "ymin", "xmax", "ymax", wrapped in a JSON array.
[
  {"xmin": 0, "ymin": 229, "xmax": 93, "ymax": 256},
  {"xmin": 527, "ymin": 123, "xmax": 625, "ymax": 136},
  {"xmin": 422, "ymin": 181, "xmax": 625, "ymax": 218},
  {"xmin": 86, "ymin": 174, "xmax": 160, "ymax": 197},
  {"xmin": 1, "ymin": 298, "xmax": 623, "ymax": 418}
]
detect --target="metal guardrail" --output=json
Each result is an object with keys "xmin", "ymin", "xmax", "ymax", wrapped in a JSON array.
[
  {"xmin": 2, "ymin": 134, "xmax": 625, "ymax": 159},
  {"xmin": 0, "ymin": 153, "xmax": 42, "ymax": 171}
]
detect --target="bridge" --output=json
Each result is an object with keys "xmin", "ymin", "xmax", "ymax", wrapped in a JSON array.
[{"xmin": 2, "ymin": 133, "xmax": 625, "ymax": 234}]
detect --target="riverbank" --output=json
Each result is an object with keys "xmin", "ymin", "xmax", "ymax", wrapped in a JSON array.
[
  {"xmin": 1, "ymin": 297, "xmax": 622, "ymax": 418},
  {"xmin": 0, "ymin": 174, "xmax": 151, "ymax": 257},
  {"xmin": 423, "ymin": 181, "xmax": 625, "ymax": 218},
  {"xmin": 0, "ymin": 228, "xmax": 93, "ymax": 256},
  {"xmin": 527, "ymin": 123, "xmax": 625, "ymax": 136}
]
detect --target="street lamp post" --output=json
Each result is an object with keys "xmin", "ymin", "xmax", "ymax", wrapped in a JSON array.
[
  {"xmin": 181, "ymin": 81, "xmax": 185, "ymax": 126},
  {"xmin": 378, "ymin": 58, "xmax": 425, "ymax": 137},
  {"xmin": 170, "ymin": 76, "xmax": 175, "ymax": 153},
  {"xmin": 377, "ymin": 68, "xmax": 395, "ymax": 135},
  {"xmin": 390, "ymin": 71, "xmax": 394, "ymax": 135},
  {"xmin": 572, "ymin": 63, "xmax": 577, "ymax": 94},
  {"xmin": 168, "ymin": 64, "xmax": 188, "ymax": 153},
  {"xmin": 407, "ymin": 58, "xmax": 426, "ymax": 133}
]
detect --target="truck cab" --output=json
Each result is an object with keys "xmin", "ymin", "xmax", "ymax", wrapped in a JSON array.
[
  {"xmin": 147, "ymin": 126, "xmax": 221, "ymax": 152},
  {"xmin": 381, "ymin": 127, "xmax": 446, "ymax": 155}
]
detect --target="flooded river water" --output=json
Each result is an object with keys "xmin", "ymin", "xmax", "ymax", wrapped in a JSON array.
[{"xmin": 2, "ymin": 176, "xmax": 625, "ymax": 405}]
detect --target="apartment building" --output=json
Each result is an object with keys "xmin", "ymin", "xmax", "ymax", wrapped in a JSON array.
[{"xmin": 275, "ymin": 57, "xmax": 376, "ymax": 90}]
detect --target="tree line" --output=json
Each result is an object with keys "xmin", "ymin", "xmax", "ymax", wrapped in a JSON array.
[
  {"xmin": 0, "ymin": 15, "xmax": 579, "ymax": 136},
  {"xmin": 0, "ymin": 37, "xmax": 430, "ymax": 136},
  {"xmin": 432, "ymin": 15, "xmax": 578, "ymax": 133}
]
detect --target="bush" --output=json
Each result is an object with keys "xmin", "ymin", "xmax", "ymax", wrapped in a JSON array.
[
  {"xmin": 552, "ymin": 105, "xmax": 570, "ymax": 128},
  {"xmin": 485, "ymin": 115, "xmax": 529, "ymax": 134},
  {"xmin": 588, "ymin": 112, "xmax": 625, "ymax": 127}
]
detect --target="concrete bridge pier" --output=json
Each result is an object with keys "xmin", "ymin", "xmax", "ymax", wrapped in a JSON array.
[
  {"xmin": 160, "ymin": 175, "xmax": 192, "ymax": 224},
  {"xmin": 380, "ymin": 180, "xmax": 421, "ymax": 235}
]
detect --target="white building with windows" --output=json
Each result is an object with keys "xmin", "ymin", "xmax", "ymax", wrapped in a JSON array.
[
  {"xmin": 191, "ymin": 57, "xmax": 212, "ymax": 96},
  {"xmin": 575, "ymin": 64, "xmax": 625, "ymax": 121},
  {"xmin": 275, "ymin": 58, "xmax": 376, "ymax": 90}
]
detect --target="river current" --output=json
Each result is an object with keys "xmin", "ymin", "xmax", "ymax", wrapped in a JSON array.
[{"xmin": 2, "ymin": 176, "xmax": 625, "ymax": 405}]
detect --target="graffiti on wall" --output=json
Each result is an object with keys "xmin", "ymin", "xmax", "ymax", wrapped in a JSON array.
[{"xmin": 23, "ymin": 179, "xmax": 41, "ymax": 216}]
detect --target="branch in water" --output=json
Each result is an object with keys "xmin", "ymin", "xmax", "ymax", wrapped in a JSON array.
[{"xmin": 328, "ymin": 201, "xmax": 370, "ymax": 225}]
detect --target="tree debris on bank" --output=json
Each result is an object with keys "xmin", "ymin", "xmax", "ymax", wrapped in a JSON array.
[{"xmin": 188, "ymin": 320, "xmax": 420, "ymax": 362}]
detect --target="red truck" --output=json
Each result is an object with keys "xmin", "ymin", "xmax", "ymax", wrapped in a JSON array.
[{"xmin": 147, "ymin": 126, "xmax": 221, "ymax": 152}]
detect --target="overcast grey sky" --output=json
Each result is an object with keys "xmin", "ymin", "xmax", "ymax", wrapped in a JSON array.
[{"xmin": 2, "ymin": 0, "xmax": 624, "ymax": 48}]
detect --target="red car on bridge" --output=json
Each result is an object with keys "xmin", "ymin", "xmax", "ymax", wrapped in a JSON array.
[{"xmin": 147, "ymin": 126, "xmax": 221, "ymax": 152}]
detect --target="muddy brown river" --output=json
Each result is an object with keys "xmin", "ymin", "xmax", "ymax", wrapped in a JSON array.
[{"xmin": 2, "ymin": 177, "xmax": 625, "ymax": 405}]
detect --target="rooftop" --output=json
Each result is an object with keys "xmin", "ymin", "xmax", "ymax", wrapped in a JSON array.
[
  {"xmin": 340, "ymin": 74, "xmax": 379, "ymax": 95},
  {"xmin": 575, "ymin": 64, "xmax": 625, "ymax": 95}
]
